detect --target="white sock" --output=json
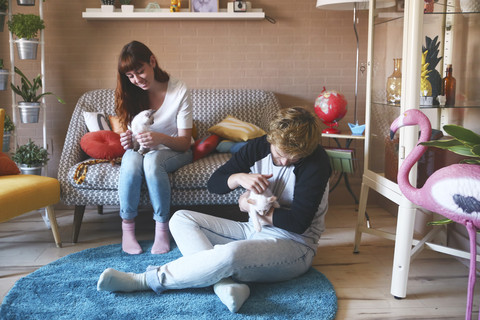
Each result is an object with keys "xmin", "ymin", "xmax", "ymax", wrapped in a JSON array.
[
  {"xmin": 97, "ymin": 268, "xmax": 149, "ymax": 292},
  {"xmin": 213, "ymin": 278, "xmax": 250, "ymax": 313}
]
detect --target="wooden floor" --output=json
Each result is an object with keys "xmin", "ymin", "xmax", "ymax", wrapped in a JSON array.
[{"xmin": 0, "ymin": 205, "xmax": 478, "ymax": 319}]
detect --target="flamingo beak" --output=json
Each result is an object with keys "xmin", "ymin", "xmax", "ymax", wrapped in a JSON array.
[{"xmin": 390, "ymin": 130, "xmax": 396, "ymax": 140}]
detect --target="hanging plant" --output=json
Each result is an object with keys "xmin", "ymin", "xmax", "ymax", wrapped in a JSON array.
[
  {"xmin": 7, "ymin": 13, "xmax": 45, "ymax": 39},
  {"xmin": 10, "ymin": 66, "xmax": 65, "ymax": 103},
  {"xmin": 12, "ymin": 139, "xmax": 49, "ymax": 167}
]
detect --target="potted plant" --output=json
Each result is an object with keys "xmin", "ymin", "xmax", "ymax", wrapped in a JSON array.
[
  {"xmin": 17, "ymin": 0, "xmax": 36, "ymax": 6},
  {"xmin": 120, "ymin": 0, "xmax": 134, "ymax": 13},
  {"xmin": 0, "ymin": 59, "xmax": 8, "ymax": 90},
  {"xmin": 101, "ymin": 0, "xmax": 115, "ymax": 12},
  {"xmin": 10, "ymin": 66, "xmax": 65, "ymax": 123},
  {"xmin": 7, "ymin": 13, "xmax": 45, "ymax": 60},
  {"xmin": 421, "ymin": 124, "xmax": 480, "ymax": 226},
  {"xmin": 0, "ymin": 0, "xmax": 7, "ymax": 32},
  {"xmin": 12, "ymin": 139, "xmax": 49, "ymax": 175},
  {"xmin": 2, "ymin": 113, "xmax": 14, "ymax": 152}
]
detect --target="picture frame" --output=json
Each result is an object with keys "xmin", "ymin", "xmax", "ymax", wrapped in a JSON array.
[{"xmin": 190, "ymin": 0, "xmax": 219, "ymax": 12}]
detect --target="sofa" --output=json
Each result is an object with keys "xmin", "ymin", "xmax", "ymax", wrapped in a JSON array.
[{"xmin": 58, "ymin": 88, "xmax": 282, "ymax": 242}]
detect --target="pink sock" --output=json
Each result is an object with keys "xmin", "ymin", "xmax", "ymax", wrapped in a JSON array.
[
  {"xmin": 122, "ymin": 221, "xmax": 143, "ymax": 255},
  {"xmin": 151, "ymin": 221, "xmax": 170, "ymax": 254}
]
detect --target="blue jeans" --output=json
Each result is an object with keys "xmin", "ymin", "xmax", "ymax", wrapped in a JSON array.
[
  {"xmin": 145, "ymin": 209, "xmax": 316, "ymax": 293},
  {"xmin": 118, "ymin": 149, "xmax": 192, "ymax": 222}
]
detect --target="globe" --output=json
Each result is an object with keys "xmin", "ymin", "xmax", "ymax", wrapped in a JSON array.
[{"xmin": 314, "ymin": 87, "xmax": 348, "ymax": 134}]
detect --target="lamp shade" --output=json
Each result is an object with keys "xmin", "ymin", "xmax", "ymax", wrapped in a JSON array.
[{"xmin": 316, "ymin": 0, "xmax": 396, "ymax": 10}]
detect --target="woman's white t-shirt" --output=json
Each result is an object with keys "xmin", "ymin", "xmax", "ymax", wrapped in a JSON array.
[{"xmin": 148, "ymin": 78, "xmax": 193, "ymax": 150}]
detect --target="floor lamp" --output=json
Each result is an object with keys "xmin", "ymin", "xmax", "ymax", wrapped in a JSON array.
[{"xmin": 316, "ymin": 0, "xmax": 395, "ymax": 133}]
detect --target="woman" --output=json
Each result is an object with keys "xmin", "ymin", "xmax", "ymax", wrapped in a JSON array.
[
  {"xmin": 115, "ymin": 41, "xmax": 193, "ymax": 255},
  {"xmin": 98, "ymin": 107, "xmax": 331, "ymax": 313}
]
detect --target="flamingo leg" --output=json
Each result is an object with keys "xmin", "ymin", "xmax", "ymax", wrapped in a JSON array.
[{"xmin": 465, "ymin": 221, "xmax": 476, "ymax": 320}]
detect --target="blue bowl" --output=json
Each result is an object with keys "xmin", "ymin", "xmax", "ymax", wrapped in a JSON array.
[{"xmin": 348, "ymin": 123, "xmax": 365, "ymax": 136}]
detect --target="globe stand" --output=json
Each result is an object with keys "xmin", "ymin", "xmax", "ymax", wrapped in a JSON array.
[{"xmin": 322, "ymin": 122, "xmax": 341, "ymax": 134}]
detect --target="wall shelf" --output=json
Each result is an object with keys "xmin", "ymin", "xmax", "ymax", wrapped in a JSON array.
[{"xmin": 82, "ymin": 8, "xmax": 265, "ymax": 20}]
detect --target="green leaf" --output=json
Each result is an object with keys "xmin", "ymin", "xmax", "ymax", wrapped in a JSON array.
[
  {"xmin": 444, "ymin": 125, "xmax": 480, "ymax": 146},
  {"xmin": 461, "ymin": 159, "xmax": 480, "ymax": 165},
  {"xmin": 448, "ymin": 145, "xmax": 478, "ymax": 157},
  {"xmin": 427, "ymin": 218, "xmax": 453, "ymax": 226},
  {"xmin": 420, "ymin": 139, "xmax": 462, "ymax": 149},
  {"xmin": 473, "ymin": 145, "xmax": 480, "ymax": 157}
]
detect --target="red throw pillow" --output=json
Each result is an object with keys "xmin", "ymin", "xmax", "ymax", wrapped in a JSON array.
[
  {"xmin": 80, "ymin": 130, "xmax": 125, "ymax": 160},
  {"xmin": 0, "ymin": 152, "xmax": 20, "ymax": 176},
  {"xmin": 193, "ymin": 134, "xmax": 220, "ymax": 161}
]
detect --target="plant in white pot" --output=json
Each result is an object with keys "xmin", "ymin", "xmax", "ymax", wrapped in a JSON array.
[
  {"xmin": 12, "ymin": 139, "xmax": 49, "ymax": 175},
  {"xmin": 10, "ymin": 66, "xmax": 65, "ymax": 124},
  {"xmin": 7, "ymin": 13, "xmax": 45, "ymax": 60},
  {"xmin": 101, "ymin": 0, "xmax": 115, "ymax": 12},
  {"xmin": 120, "ymin": 0, "xmax": 134, "ymax": 12},
  {"xmin": 2, "ymin": 113, "xmax": 15, "ymax": 152},
  {"xmin": 0, "ymin": 59, "xmax": 8, "ymax": 90},
  {"xmin": 0, "ymin": 0, "xmax": 7, "ymax": 32}
]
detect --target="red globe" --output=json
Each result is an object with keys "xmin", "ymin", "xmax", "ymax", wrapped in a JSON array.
[{"xmin": 314, "ymin": 88, "xmax": 348, "ymax": 134}]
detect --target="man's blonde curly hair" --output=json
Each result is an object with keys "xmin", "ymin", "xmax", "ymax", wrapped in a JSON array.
[{"xmin": 267, "ymin": 107, "xmax": 321, "ymax": 159}]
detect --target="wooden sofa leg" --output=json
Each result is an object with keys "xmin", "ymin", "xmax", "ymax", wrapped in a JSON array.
[
  {"xmin": 46, "ymin": 205, "xmax": 62, "ymax": 248},
  {"xmin": 97, "ymin": 205, "xmax": 103, "ymax": 215},
  {"xmin": 72, "ymin": 205, "xmax": 86, "ymax": 243}
]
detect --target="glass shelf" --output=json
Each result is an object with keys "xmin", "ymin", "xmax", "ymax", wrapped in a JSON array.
[{"xmin": 372, "ymin": 101, "xmax": 480, "ymax": 109}]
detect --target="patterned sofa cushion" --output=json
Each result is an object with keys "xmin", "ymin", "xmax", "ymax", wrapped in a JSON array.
[
  {"xmin": 173, "ymin": 152, "xmax": 232, "ymax": 190},
  {"xmin": 68, "ymin": 152, "xmax": 231, "ymax": 192}
]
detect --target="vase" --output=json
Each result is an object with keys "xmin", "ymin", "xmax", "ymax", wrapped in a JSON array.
[
  {"xmin": 15, "ymin": 38, "xmax": 39, "ymax": 60},
  {"xmin": 0, "ymin": 69, "xmax": 8, "ymax": 90},
  {"xmin": 386, "ymin": 58, "xmax": 402, "ymax": 104},
  {"xmin": 2, "ymin": 131, "xmax": 11, "ymax": 152},
  {"xmin": 0, "ymin": 11, "xmax": 6, "ymax": 32},
  {"xmin": 19, "ymin": 164, "xmax": 42, "ymax": 175},
  {"xmin": 18, "ymin": 102, "xmax": 41, "ymax": 123},
  {"xmin": 17, "ymin": 0, "xmax": 35, "ymax": 5}
]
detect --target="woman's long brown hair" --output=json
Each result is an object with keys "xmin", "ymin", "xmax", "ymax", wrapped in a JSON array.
[{"xmin": 115, "ymin": 41, "xmax": 170, "ymax": 128}]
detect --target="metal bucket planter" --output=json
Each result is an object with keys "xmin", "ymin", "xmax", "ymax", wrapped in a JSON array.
[
  {"xmin": 18, "ymin": 102, "xmax": 41, "ymax": 123},
  {"xmin": 2, "ymin": 131, "xmax": 11, "ymax": 152},
  {"xmin": 0, "ymin": 69, "xmax": 8, "ymax": 90},
  {"xmin": 15, "ymin": 38, "xmax": 39, "ymax": 60},
  {"xmin": 19, "ymin": 164, "xmax": 42, "ymax": 175},
  {"xmin": 17, "ymin": 0, "xmax": 36, "ymax": 5},
  {"xmin": 0, "ymin": 11, "xmax": 6, "ymax": 32}
]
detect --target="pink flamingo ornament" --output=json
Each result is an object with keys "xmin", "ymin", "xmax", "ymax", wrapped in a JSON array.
[{"xmin": 390, "ymin": 109, "xmax": 480, "ymax": 320}]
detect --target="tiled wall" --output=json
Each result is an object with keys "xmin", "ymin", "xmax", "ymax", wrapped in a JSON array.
[{"xmin": 0, "ymin": 0, "xmax": 369, "ymax": 205}]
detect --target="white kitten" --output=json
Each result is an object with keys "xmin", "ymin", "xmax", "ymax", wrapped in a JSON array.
[
  {"xmin": 247, "ymin": 189, "xmax": 280, "ymax": 232},
  {"xmin": 130, "ymin": 109, "xmax": 156, "ymax": 155}
]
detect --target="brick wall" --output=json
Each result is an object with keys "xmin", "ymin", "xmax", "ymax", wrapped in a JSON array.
[{"xmin": 0, "ymin": 0, "xmax": 368, "ymax": 205}]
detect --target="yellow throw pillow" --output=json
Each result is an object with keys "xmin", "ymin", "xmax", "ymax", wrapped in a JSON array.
[{"xmin": 208, "ymin": 116, "xmax": 266, "ymax": 142}]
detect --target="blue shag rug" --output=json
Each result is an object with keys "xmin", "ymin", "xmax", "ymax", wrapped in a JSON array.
[{"xmin": 0, "ymin": 241, "xmax": 337, "ymax": 320}]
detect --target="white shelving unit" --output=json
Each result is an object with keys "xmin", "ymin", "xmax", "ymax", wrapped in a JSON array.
[
  {"xmin": 354, "ymin": 0, "xmax": 480, "ymax": 300},
  {"xmin": 82, "ymin": 8, "xmax": 265, "ymax": 20},
  {"xmin": 8, "ymin": 0, "xmax": 47, "ymax": 154}
]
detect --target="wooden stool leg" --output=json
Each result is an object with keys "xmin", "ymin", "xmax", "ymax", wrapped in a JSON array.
[{"xmin": 46, "ymin": 205, "xmax": 62, "ymax": 248}]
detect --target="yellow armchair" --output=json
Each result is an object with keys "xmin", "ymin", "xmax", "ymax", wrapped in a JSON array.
[{"xmin": 0, "ymin": 108, "xmax": 62, "ymax": 247}]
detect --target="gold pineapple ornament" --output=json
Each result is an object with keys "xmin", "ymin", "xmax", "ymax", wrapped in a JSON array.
[{"xmin": 420, "ymin": 50, "xmax": 432, "ymax": 97}]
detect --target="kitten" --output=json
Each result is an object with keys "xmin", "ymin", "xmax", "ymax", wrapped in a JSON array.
[
  {"xmin": 247, "ymin": 189, "xmax": 280, "ymax": 232},
  {"xmin": 130, "ymin": 109, "xmax": 156, "ymax": 155}
]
